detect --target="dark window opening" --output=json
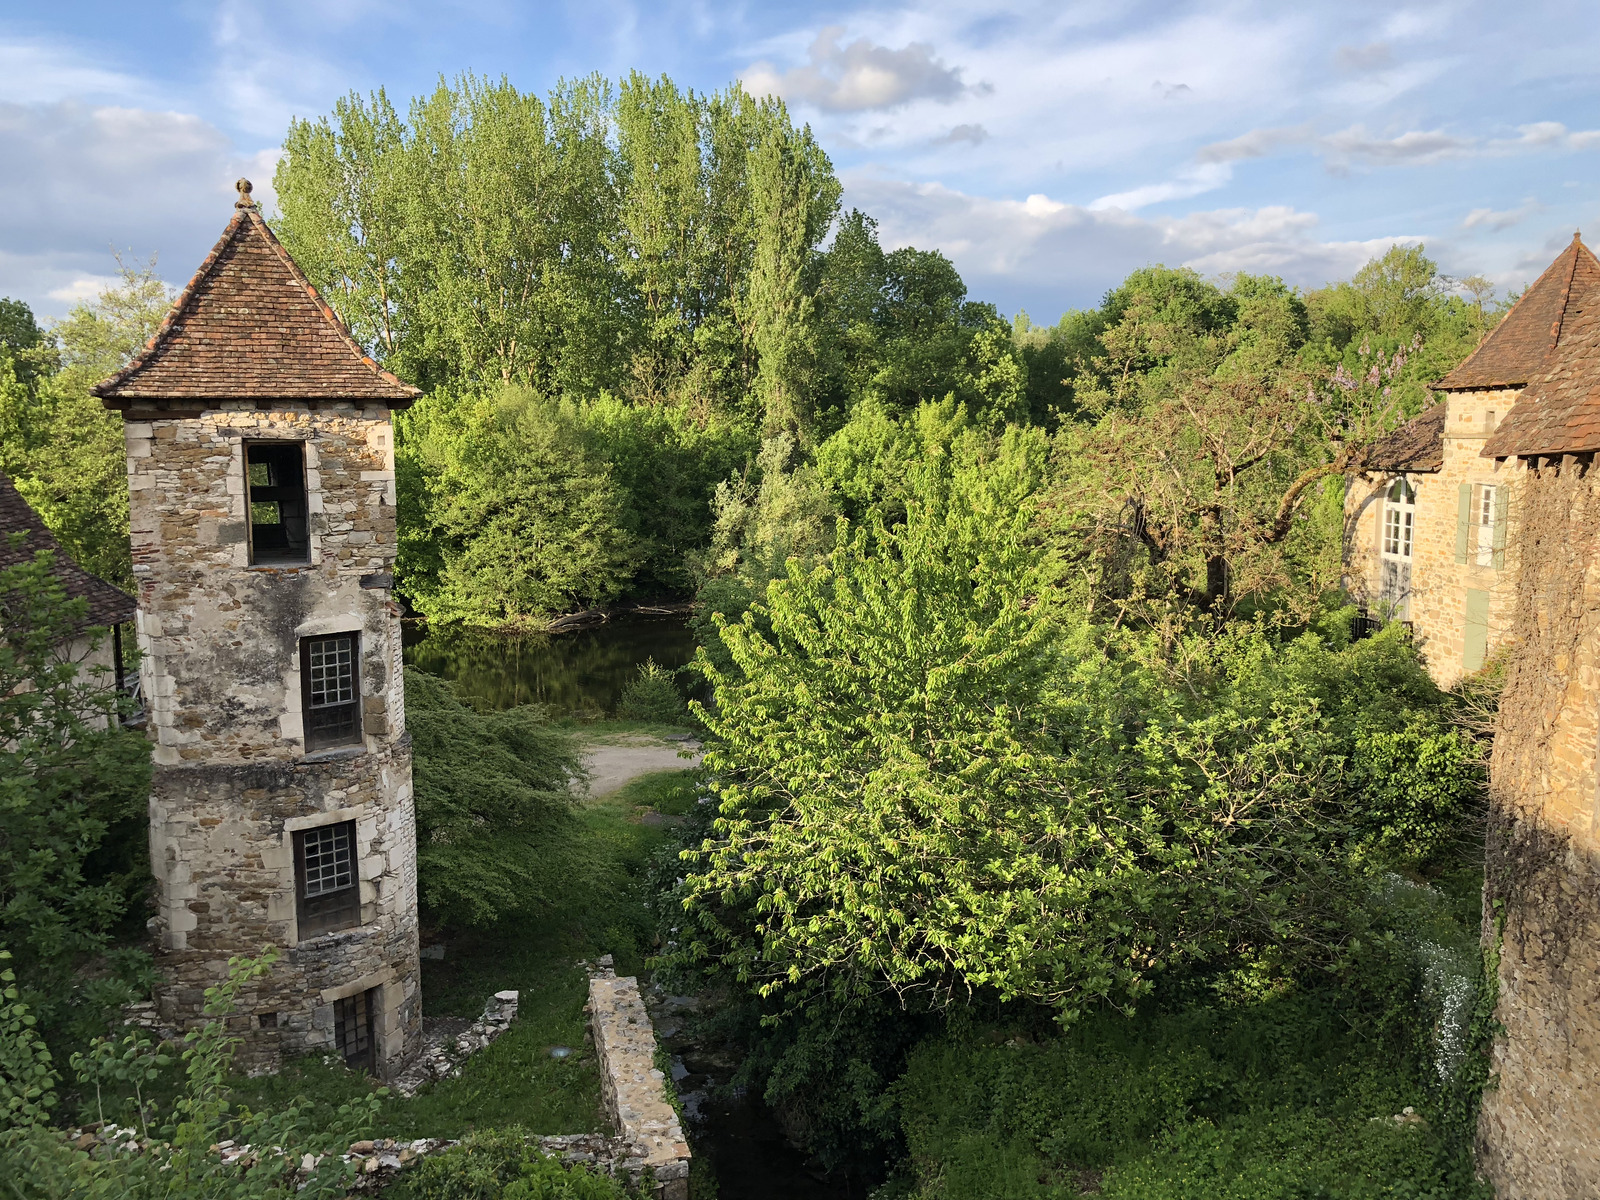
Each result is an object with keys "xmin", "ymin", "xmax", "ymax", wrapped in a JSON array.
[
  {"xmin": 258, "ymin": 1011, "xmax": 278, "ymax": 1029},
  {"xmin": 293, "ymin": 820, "xmax": 361, "ymax": 938},
  {"xmin": 300, "ymin": 633, "xmax": 362, "ymax": 752},
  {"xmin": 246, "ymin": 442, "xmax": 310, "ymax": 564},
  {"xmin": 333, "ymin": 988, "xmax": 376, "ymax": 1073}
]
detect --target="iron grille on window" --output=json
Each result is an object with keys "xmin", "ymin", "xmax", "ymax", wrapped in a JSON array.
[
  {"xmin": 293, "ymin": 820, "xmax": 360, "ymax": 938},
  {"xmin": 301, "ymin": 633, "xmax": 361, "ymax": 751},
  {"xmin": 334, "ymin": 988, "xmax": 376, "ymax": 1073}
]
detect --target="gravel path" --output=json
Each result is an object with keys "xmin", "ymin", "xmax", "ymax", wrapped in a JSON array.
[{"xmin": 581, "ymin": 738, "xmax": 702, "ymax": 798}]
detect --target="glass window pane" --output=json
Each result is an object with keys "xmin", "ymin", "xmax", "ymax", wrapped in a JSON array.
[
  {"xmin": 301, "ymin": 823, "xmax": 354, "ymax": 897},
  {"xmin": 308, "ymin": 636, "xmax": 355, "ymax": 707}
]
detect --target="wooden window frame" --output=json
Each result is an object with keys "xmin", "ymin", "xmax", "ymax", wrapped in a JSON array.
[
  {"xmin": 244, "ymin": 441, "xmax": 311, "ymax": 566},
  {"xmin": 333, "ymin": 987, "xmax": 377, "ymax": 1073},
  {"xmin": 300, "ymin": 632, "xmax": 363, "ymax": 753},
  {"xmin": 292, "ymin": 820, "xmax": 361, "ymax": 938}
]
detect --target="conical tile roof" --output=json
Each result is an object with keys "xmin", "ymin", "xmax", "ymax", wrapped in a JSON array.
[
  {"xmin": 1437, "ymin": 233, "xmax": 1600, "ymax": 391},
  {"xmin": 94, "ymin": 180, "xmax": 419, "ymax": 408}
]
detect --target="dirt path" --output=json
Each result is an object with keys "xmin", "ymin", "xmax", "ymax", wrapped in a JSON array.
[{"xmin": 581, "ymin": 737, "xmax": 702, "ymax": 799}]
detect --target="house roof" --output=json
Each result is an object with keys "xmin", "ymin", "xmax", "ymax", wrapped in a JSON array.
[
  {"xmin": 93, "ymin": 180, "xmax": 420, "ymax": 408},
  {"xmin": 1482, "ymin": 289, "xmax": 1600, "ymax": 459},
  {"xmin": 1360, "ymin": 402, "xmax": 1445, "ymax": 473},
  {"xmin": 1436, "ymin": 233, "xmax": 1600, "ymax": 391},
  {"xmin": 0, "ymin": 472, "xmax": 135, "ymax": 631}
]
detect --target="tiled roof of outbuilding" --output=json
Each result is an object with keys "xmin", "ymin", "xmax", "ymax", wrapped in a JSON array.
[
  {"xmin": 0, "ymin": 472, "xmax": 135, "ymax": 631},
  {"xmin": 1436, "ymin": 233, "xmax": 1600, "ymax": 391},
  {"xmin": 1482, "ymin": 290, "xmax": 1600, "ymax": 459},
  {"xmin": 1360, "ymin": 402, "xmax": 1445, "ymax": 473},
  {"xmin": 93, "ymin": 180, "xmax": 419, "ymax": 407}
]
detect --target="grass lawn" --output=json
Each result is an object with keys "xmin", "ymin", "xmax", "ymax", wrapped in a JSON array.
[{"xmin": 223, "ymin": 765, "xmax": 701, "ymax": 1142}]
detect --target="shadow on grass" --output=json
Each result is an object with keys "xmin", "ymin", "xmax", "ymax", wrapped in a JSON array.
[{"xmin": 224, "ymin": 769, "xmax": 695, "ymax": 1141}]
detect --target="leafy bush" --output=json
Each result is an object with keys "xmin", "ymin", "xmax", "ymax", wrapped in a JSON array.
[
  {"xmin": 681, "ymin": 489, "xmax": 1380, "ymax": 1019},
  {"xmin": 0, "ymin": 949, "xmax": 379, "ymax": 1199},
  {"xmin": 399, "ymin": 388, "xmax": 642, "ymax": 626},
  {"xmin": 406, "ymin": 667, "xmax": 587, "ymax": 926},
  {"xmin": 615, "ymin": 659, "xmax": 688, "ymax": 724},
  {"xmin": 0, "ymin": 542, "xmax": 151, "ymax": 1027},
  {"xmin": 390, "ymin": 1128, "xmax": 631, "ymax": 1199},
  {"xmin": 893, "ymin": 990, "xmax": 1487, "ymax": 1200}
]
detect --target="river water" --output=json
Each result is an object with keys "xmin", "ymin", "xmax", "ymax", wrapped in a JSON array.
[
  {"xmin": 401, "ymin": 613, "xmax": 698, "ymax": 716},
  {"xmin": 403, "ymin": 615, "xmax": 857, "ymax": 1198}
]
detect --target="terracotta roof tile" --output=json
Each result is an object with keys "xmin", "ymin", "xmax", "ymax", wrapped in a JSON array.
[
  {"xmin": 0, "ymin": 472, "xmax": 135, "ymax": 631},
  {"xmin": 1360, "ymin": 402, "xmax": 1445, "ymax": 473},
  {"xmin": 93, "ymin": 182, "xmax": 419, "ymax": 407},
  {"xmin": 1483, "ymin": 291, "xmax": 1600, "ymax": 459},
  {"xmin": 1436, "ymin": 233, "xmax": 1600, "ymax": 390}
]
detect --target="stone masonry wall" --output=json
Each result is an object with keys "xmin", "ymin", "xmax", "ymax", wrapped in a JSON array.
[
  {"xmin": 588, "ymin": 962, "xmax": 690, "ymax": 1200},
  {"xmin": 127, "ymin": 401, "xmax": 420, "ymax": 1075},
  {"xmin": 1345, "ymin": 387, "xmax": 1523, "ymax": 687},
  {"xmin": 1475, "ymin": 459, "xmax": 1600, "ymax": 1197}
]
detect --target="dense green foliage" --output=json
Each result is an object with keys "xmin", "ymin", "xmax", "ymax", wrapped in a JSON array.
[
  {"xmin": 615, "ymin": 660, "xmax": 689, "ymax": 724},
  {"xmin": 0, "ymin": 265, "xmax": 168, "ymax": 589},
  {"xmin": 405, "ymin": 666, "xmax": 584, "ymax": 927},
  {"xmin": 390, "ymin": 1129, "xmax": 631, "ymax": 1200},
  {"xmin": 892, "ymin": 988, "xmax": 1481, "ymax": 1199},
  {"xmin": 1, "ymin": 950, "xmax": 379, "ymax": 1199},
  {"xmin": 0, "ymin": 544, "xmax": 151, "ymax": 1031}
]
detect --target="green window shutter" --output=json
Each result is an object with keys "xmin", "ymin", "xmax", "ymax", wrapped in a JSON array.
[
  {"xmin": 1455, "ymin": 484, "xmax": 1472, "ymax": 564},
  {"xmin": 1463, "ymin": 588, "xmax": 1490, "ymax": 671},
  {"xmin": 1491, "ymin": 488, "xmax": 1509, "ymax": 569}
]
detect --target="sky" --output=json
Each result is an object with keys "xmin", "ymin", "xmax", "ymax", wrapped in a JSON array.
[{"xmin": 4, "ymin": 0, "xmax": 1600, "ymax": 326}]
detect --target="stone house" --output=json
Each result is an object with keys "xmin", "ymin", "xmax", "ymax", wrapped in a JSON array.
[
  {"xmin": 92, "ymin": 180, "xmax": 423, "ymax": 1077},
  {"xmin": 1344, "ymin": 233, "xmax": 1600, "ymax": 687},
  {"xmin": 1469, "ymin": 272, "xmax": 1600, "ymax": 1198},
  {"xmin": 0, "ymin": 470, "xmax": 137, "ymax": 718}
]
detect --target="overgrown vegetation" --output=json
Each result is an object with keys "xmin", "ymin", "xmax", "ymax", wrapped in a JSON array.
[
  {"xmin": 0, "ymin": 543, "xmax": 151, "ymax": 1041},
  {"xmin": 0, "ymin": 62, "xmax": 1515, "ymax": 1198}
]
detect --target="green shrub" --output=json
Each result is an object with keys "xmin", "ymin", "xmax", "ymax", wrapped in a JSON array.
[
  {"xmin": 406, "ymin": 667, "xmax": 588, "ymax": 928},
  {"xmin": 391, "ymin": 1128, "xmax": 631, "ymax": 1199},
  {"xmin": 615, "ymin": 659, "xmax": 688, "ymax": 724},
  {"xmin": 892, "ymin": 991, "xmax": 1487, "ymax": 1200},
  {"xmin": 0, "ymin": 543, "xmax": 151, "ymax": 1030}
]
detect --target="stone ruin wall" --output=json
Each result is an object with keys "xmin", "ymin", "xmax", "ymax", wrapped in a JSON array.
[
  {"xmin": 127, "ymin": 402, "xmax": 420, "ymax": 1074},
  {"xmin": 1476, "ymin": 456, "xmax": 1600, "ymax": 1197}
]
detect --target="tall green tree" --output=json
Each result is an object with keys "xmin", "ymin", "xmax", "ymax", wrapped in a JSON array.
[
  {"xmin": 0, "ymin": 264, "xmax": 168, "ymax": 590},
  {"xmin": 746, "ymin": 100, "xmax": 839, "ymax": 440}
]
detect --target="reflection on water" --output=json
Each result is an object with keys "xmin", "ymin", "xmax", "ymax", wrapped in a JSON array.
[{"xmin": 402, "ymin": 614, "xmax": 698, "ymax": 715}]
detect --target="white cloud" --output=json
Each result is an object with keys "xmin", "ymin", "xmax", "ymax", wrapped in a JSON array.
[
  {"xmin": 742, "ymin": 26, "xmax": 979, "ymax": 112},
  {"xmin": 1462, "ymin": 200, "xmax": 1540, "ymax": 232},
  {"xmin": 932, "ymin": 123, "xmax": 988, "ymax": 146},
  {"xmin": 1090, "ymin": 163, "xmax": 1233, "ymax": 211},
  {"xmin": 0, "ymin": 37, "xmax": 153, "ymax": 106},
  {"xmin": 47, "ymin": 274, "xmax": 123, "ymax": 305},
  {"xmin": 1323, "ymin": 124, "xmax": 1473, "ymax": 165},
  {"xmin": 1334, "ymin": 42, "xmax": 1395, "ymax": 73},
  {"xmin": 843, "ymin": 172, "xmax": 1411, "ymax": 313},
  {"xmin": 0, "ymin": 101, "xmax": 276, "ymax": 319}
]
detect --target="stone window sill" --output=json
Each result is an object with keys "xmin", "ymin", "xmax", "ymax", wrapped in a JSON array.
[
  {"xmin": 296, "ymin": 920, "xmax": 379, "ymax": 950},
  {"xmin": 301, "ymin": 745, "xmax": 367, "ymax": 765}
]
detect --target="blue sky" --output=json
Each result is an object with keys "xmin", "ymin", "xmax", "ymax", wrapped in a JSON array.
[{"xmin": 5, "ymin": 0, "xmax": 1600, "ymax": 324}]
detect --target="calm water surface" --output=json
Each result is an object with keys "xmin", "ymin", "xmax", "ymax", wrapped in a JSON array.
[{"xmin": 402, "ymin": 614, "xmax": 697, "ymax": 715}]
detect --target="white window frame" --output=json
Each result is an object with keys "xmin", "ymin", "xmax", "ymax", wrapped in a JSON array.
[
  {"xmin": 1379, "ymin": 476, "xmax": 1415, "ymax": 620},
  {"xmin": 1474, "ymin": 483, "xmax": 1498, "ymax": 568}
]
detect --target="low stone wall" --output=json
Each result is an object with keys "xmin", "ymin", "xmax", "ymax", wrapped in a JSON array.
[
  {"xmin": 390, "ymin": 989, "xmax": 518, "ymax": 1098},
  {"xmin": 587, "ymin": 957, "xmax": 691, "ymax": 1200}
]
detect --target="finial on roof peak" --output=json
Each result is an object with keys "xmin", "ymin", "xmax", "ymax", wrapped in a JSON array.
[{"xmin": 235, "ymin": 178, "xmax": 255, "ymax": 209}]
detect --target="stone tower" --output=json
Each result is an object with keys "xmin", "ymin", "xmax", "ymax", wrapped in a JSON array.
[{"xmin": 93, "ymin": 180, "xmax": 423, "ymax": 1076}]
